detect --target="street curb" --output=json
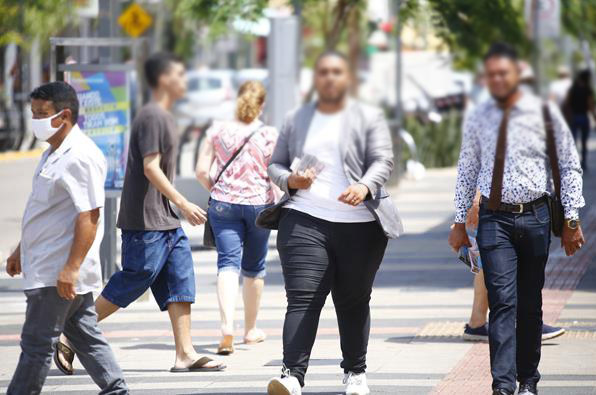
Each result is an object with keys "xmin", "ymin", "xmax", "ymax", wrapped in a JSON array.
[{"xmin": 0, "ymin": 149, "xmax": 44, "ymax": 161}]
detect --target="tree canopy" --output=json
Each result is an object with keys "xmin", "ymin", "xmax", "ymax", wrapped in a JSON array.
[
  {"xmin": 172, "ymin": 0, "xmax": 596, "ymax": 71},
  {"xmin": 0, "ymin": 0, "xmax": 72, "ymax": 48}
]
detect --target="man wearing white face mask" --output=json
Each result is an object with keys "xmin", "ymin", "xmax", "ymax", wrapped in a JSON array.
[{"xmin": 5, "ymin": 81, "xmax": 128, "ymax": 394}]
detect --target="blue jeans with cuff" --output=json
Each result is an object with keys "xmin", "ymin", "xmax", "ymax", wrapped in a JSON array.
[
  {"xmin": 208, "ymin": 199, "xmax": 271, "ymax": 278},
  {"xmin": 102, "ymin": 227, "xmax": 195, "ymax": 312},
  {"xmin": 477, "ymin": 201, "xmax": 551, "ymax": 393}
]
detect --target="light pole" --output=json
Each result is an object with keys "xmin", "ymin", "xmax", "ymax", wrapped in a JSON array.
[
  {"xmin": 531, "ymin": 0, "xmax": 543, "ymax": 97},
  {"xmin": 395, "ymin": 0, "xmax": 403, "ymax": 126}
]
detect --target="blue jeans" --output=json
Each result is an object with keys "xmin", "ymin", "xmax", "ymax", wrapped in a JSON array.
[
  {"xmin": 102, "ymin": 228, "xmax": 195, "ymax": 312},
  {"xmin": 477, "ymin": 201, "xmax": 551, "ymax": 392},
  {"xmin": 8, "ymin": 288, "xmax": 128, "ymax": 395},
  {"xmin": 208, "ymin": 199, "xmax": 271, "ymax": 278}
]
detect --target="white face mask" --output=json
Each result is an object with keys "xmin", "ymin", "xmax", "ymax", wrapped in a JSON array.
[{"xmin": 31, "ymin": 111, "xmax": 64, "ymax": 141}]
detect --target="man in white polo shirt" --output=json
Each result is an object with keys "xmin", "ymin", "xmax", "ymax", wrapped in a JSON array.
[{"xmin": 5, "ymin": 81, "xmax": 128, "ymax": 395}]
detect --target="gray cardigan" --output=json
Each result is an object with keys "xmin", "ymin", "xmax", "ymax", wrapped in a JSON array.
[{"xmin": 256, "ymin": 99, "xmax": 404, "ymax": 238}]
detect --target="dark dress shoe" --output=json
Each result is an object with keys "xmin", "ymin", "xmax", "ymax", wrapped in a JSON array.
[{"xmin": 493, "ymin": 389, "xmax": 513, "ymax": 395}]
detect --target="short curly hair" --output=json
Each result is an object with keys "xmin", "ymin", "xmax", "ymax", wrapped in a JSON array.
[{"xmin": 30, "ymin": 81, "xmax": 79, "ymax": 122}]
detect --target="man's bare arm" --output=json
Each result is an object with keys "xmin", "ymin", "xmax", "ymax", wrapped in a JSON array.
[
  {"xmin": 143, "ymin": 152, "xmax": 206, "ymax": 225},
  {"xmin": 57, "ymin": 209, "xmax": 99, "ymax": 300}
]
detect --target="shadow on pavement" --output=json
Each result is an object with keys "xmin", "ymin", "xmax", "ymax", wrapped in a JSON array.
[
  {"xmin": 121, "ymin": 343, "xmax": 217, "ymax": 355},
  {"xmin": 186, "ymin": 393, "xmax": 341, "ymax": 395},
  {"xmin": 260, "ymin": 216, "xmax": 473, "ymax": 291}
]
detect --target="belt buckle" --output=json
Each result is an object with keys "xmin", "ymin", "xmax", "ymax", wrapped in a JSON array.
[{"xmin": 513, "ymin": 203, "xmax": 524, "ymax": 214}]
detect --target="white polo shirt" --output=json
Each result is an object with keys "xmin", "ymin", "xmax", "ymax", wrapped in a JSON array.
[{"xmin": 20, "ymin": 125, "xmax": 107, "ymax": 294}]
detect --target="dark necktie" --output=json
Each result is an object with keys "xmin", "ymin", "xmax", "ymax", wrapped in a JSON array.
[{"xmin": 487, "ymin": 108, "xmax": 511, "ymax": 210}]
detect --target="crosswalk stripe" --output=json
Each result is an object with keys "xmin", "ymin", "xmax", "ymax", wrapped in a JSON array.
[
  {"xmin": 0, "ymin": 378, "xmax": 440, "ymax": 393},
  {"xmin": 2, "ymin": 378, "xmax": 593, "ymax": 393},
  {"xmin": 0, "ymin": 305, "xmax": 473, "ymax": 326},
  {"xmin": 0, "ymin": 326, "xmax": 420, "ymax": 342}
]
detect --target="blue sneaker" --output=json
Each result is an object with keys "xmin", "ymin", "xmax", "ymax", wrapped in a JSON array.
[
  {"xmin": 542, "ymin": 324, "xmax": 565, "ymax": 341},
  {"xmin": 463, "ymin": 323, "xmax": 488, "ymax": 341}
]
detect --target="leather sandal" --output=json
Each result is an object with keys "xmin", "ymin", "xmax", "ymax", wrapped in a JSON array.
[
  {"xmin": 54, "ymin": 341, "xmax": 74, "ymax": 375},
  {"xmin": 217, "ymin": 335, "xmax": 234, "ymax": 355},
  {"xmin": 170, "ymin": 356, "xmax": 226, "ymax": 372}
]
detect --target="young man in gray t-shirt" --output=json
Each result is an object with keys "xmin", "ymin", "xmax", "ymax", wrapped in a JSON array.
[{"xmin": 55, "ymin": 53, "xmax": 225, "ymax": 373}]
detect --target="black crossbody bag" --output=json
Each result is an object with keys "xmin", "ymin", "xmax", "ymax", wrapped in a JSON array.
[
  {"xmin": 203, "ymin": 126, "xmax": 260, "ymax": 248},
  {"xmin": 542, "ymin": 104, "xmax": 564, "ymax": 238}
]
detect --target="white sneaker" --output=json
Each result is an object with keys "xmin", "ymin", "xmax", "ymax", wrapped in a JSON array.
[
  {"xmin": 344, "ymin": 372, "xmax": 370, "ymax": 395},
  {"xmin": 267, "ymin": 367, "xmax": 301, "ymax": 395}
]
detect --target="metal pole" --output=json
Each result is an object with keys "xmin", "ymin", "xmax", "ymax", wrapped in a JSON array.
[
  {"xmin": 97, "ymin": 0, "xmax": 119, "ymax": 282},
  {"xmin": 110, "ymin": 0, "xmax": 122, "ymax": 62},
  {"xmin": 293, "ymin": 0, "xmax": 303, "ymax": 95},
  {"xmin": 395, "ymin": 0, "xmax": 403, "ymax": 126},
  {"xmin": 80, "ymin": 18, "xmax": 91, "ymax": 63},
  {"xmin": 267, "ymin": 17, "xmax": 299, "ymax": 130},
  {"xmin": 29, "ymin": 37, "xmax": 42, "ymax": 90},
  {"xmin": 98, "ymin": 0, "xmax": 112, "ymax": 63},
  {"xmin": 50, "ymin": 43, "xmax": 56, "ymax": 82},
  {"xmin": 531, "ymin": 0, "xmax": 543, "ymax": 97},
  {"xmin": 16, "ymin": 2, "xmax": 26, "ymax": 150}
]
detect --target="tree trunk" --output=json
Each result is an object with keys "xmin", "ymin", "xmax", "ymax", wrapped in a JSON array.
[
  {"xmin": 347, "ymin": 6, "xmax": 360, "ymax": 96},
  {"xmin": 304, "ymin": 0, "xmax": 363, "ymax": 102}
]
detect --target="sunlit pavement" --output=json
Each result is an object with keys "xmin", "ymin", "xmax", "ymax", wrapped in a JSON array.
[{"xmin": 0, "ymin": 140, "xmax": 595, "ymax": 394}]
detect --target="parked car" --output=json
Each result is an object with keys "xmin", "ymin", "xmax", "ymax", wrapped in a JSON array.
[
  {"xmin": 174, "ymin": 69, "xmax": 237, "ymax": 128},
  {"xmin": 234, "ymin": 68, "xmax": 268, "ymax": 89}
]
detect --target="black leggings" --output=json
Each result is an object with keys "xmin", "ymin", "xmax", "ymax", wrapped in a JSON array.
[{"xmin": 276, "ymin": 209, "xmax": 388, "ymax": 387}]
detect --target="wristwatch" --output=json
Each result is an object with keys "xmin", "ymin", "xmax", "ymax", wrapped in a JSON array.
[{"xmin": 566, "ymin": 219, "xmax": 580, "ymax": 229}]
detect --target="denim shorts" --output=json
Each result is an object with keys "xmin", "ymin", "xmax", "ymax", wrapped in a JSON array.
[
  {"xmin": 208, "ymin": 199, "xmax": 272, "ymax": 278},
  {"xmin": 102, "ymin": 227, "xmax": 195, "ymax": 311}
]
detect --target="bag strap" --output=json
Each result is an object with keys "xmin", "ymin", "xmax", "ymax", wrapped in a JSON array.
[
  {"xmin": 542, "ymin": 104, "xmax": 561, "ymax": 200},
  {"xmin": 213, "ymin": 125, "xmax": 261, "ymax": 186}
]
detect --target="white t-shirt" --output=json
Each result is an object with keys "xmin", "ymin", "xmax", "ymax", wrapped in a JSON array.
[
  {"xmin": 285, "ymin": 110, "xmax": 375, "ymax": 223},
  {"xmin": 20, "ymin": 125, "xmax": 106, "ymax": 294},
  {"xmin": 549, "ymin": 78, "xmax": 572, "ymax": 106}
]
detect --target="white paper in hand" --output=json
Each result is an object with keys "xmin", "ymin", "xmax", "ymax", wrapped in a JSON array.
[{"xmin": 291, "ymin": 154, "xmax": 325, "ymax": 175}]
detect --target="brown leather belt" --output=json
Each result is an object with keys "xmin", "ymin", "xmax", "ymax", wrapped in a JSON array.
[{"xmin": 480, "ymin": 195, "xmax": 548, "ymax": 214}]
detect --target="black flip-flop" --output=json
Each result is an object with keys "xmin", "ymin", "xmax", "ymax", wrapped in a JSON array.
[
  {"xmin": 54, "ymin": 341, "xmax": 74, "ymax": 375},
  {"xmin": 169, "ymin": 356, "xmax": 226, "ymax": 373}
]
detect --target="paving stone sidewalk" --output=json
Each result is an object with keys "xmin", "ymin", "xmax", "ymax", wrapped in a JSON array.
[{"xmin": 0, "ymin": 142, "xmax": 595, "ymax": 394}]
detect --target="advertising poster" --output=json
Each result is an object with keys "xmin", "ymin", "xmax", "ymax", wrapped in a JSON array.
[{"xmin": 65, "ymin": 70, "xmax": 130, "ymax": 190}]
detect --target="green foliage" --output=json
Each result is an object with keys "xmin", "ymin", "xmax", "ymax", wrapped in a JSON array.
[
  {"xmin": 404, "ymin": 0, "xmax": 529, "ymax": 70},
  {"xmin": 172, "ymin": 0, "xmax": 367, "ymax": 57},
  {"xmin": 0, "ymin": 0, "xmax": 73, "ymax": 47},
  {"xmin": 402, "ymin": 111, "xmax": 463, "ymax": 168},
  {"xmin": 301, "ymin": 0, "xmax": 367, "ymax": 67},
  {"xmin": 173, "ymin": 0, "xmax": 269, "ymax": 36},
  {"xmin": 562, "ymin": 0, "xmax": 596, "ymax": 42}
]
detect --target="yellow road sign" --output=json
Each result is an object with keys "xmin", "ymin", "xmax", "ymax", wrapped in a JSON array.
[{"xmin": 118, "ymin": 3, "xmax": 152, "ymax": 38}]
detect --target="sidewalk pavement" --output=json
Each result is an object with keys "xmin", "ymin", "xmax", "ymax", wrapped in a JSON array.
[{"xmin": 0, "ymin": 142, "xmax": 595, "ymax": 394}]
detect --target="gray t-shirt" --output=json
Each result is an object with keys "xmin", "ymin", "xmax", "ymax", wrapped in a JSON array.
[{"xmin": 117, "ymin": 103, "xmax": 180, "ymax": 230}]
